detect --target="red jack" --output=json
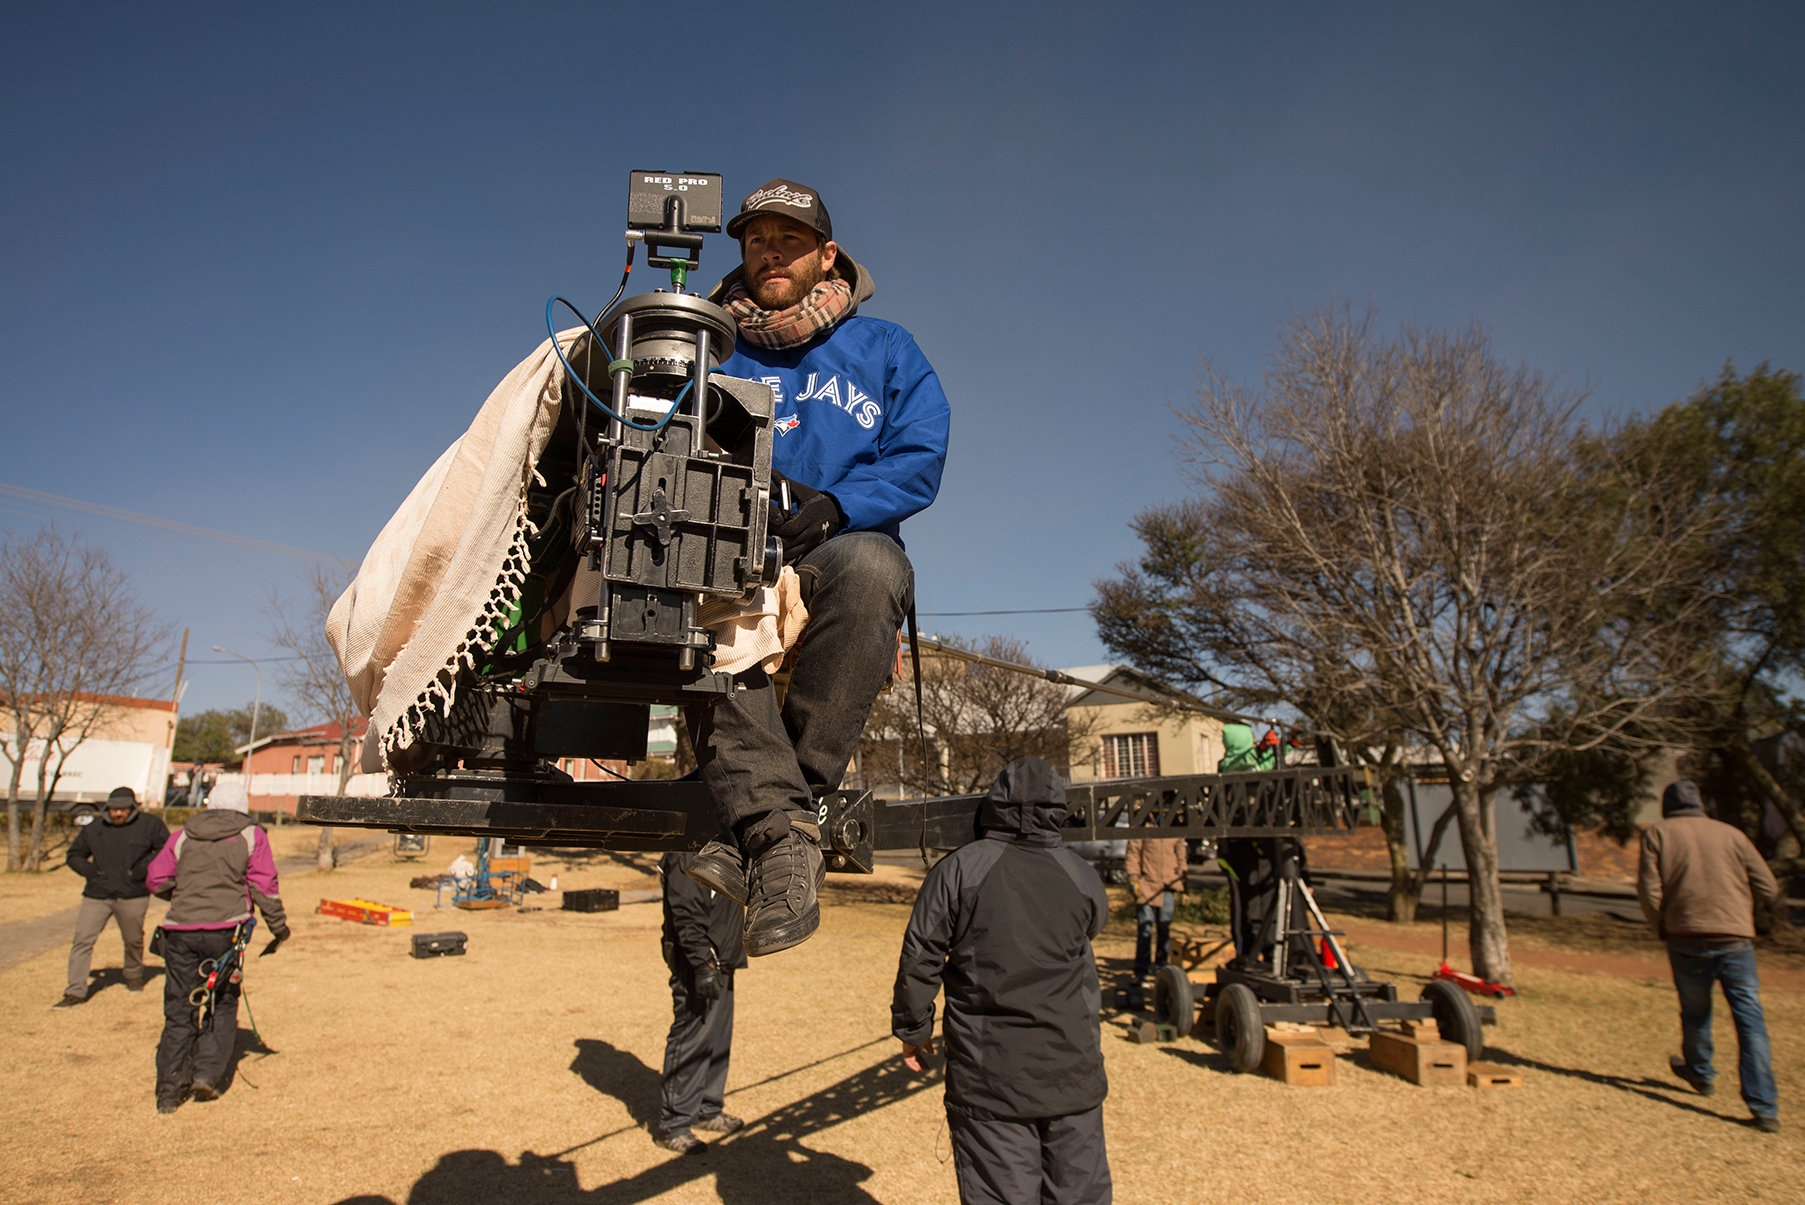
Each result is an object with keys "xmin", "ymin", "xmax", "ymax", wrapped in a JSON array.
[{"xmin": 1432, "ymin": 961, "xmax": 1515, "ymax": 998}]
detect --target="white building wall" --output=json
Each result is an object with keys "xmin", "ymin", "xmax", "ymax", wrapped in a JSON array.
[{"xmin": 240, "ymin": 770, "xmax": 388, "ymax": 799}]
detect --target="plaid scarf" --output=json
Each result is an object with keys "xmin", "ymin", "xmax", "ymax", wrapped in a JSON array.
[{"xmin": 722, "ymin": 276, "xmax": 853, "ymax": 349}]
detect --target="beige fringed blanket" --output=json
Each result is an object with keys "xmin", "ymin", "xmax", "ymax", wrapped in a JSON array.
[{"xmin": 326, "ymin": 329, "xmax": 802, "ymax": 774}]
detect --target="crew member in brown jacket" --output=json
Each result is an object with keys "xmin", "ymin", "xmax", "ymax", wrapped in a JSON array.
[
  {"xmin": 1125, "ymin": 829, "xmax": 1187, "ymax": 1001},
  {"xmin": 1638, "ymin": 776, "xmax": 1782, "ymax": 1132}
]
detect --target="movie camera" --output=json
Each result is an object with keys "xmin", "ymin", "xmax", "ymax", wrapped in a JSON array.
[{"xmin": 384, "ymin": 170, "xmax": 780, "ymax": 796}]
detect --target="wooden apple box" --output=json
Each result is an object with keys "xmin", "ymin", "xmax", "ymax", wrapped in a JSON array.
[
  {"xmin": 1466, "ymin": 1062, "xmax": 1522, "ymax": 1088},
  {"xmin": 1261, "ymin": 1028, "xmax": 1336, "ymax": 1086},
  {"xmin": 1368, "ymin": 1028, "xmax": 1467, "ymax": 1086}
]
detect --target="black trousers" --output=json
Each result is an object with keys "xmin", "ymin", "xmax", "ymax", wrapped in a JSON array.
[
  {"xmin": 948, "ymin": 1103, "xmax": 1111, "ymax": 1205},
  {"xmin": 688, "ymin": 532, "xmax": 913, "ymax": 827},
  {"xmin": 659, "ymin": 970, "xmax": 734, "ymax": 1136},
  {"xmin": 156, "ymin": 928, "xmax": 240, "ymax": 1103}
]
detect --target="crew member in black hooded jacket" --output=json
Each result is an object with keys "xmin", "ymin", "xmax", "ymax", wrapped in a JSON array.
[
  {"xmin": 892, "ymin": 757, "xmax": 1112, "ymax": 1204},
  {"xmin": 57, "ymin": 786, "xmax": 169, "ymax": 1007}
]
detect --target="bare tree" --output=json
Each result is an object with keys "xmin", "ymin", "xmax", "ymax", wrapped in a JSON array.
[
  {"xmin": 266, "ymin": 566, "xmax": 359, "ymax": 872},
  {"xmin": 860, "ymin": 634, "xmax": 1097, "ymax": 798},
  {"xmin": 1094, "ymin": 309, "xmax": 1714, "ymax": 986},
  {"xmin": 0, "ymin": 527, "xmax": 170, "ymax": 870}
]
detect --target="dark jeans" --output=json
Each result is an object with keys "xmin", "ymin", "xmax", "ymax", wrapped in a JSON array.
[
  {"xmin": 1668, "ymin": 938, "xmax": 1777, "ymax": 1119},
  {"xmin": 947, "ymin": 1103, "xmax": 1112, "ymax": 1205},
  {"xmin": 1133, "ymin": 892, "xmax": 1175, "ymax": 980},
  {"xmin": 690, "ymin": 532, "xmax": 913, "ymax": 828},
  {"xmin": 659, "ymin": 970, "xmax": 735, "ymax": 1136},
  {"xmin": 156, "ymin": 928, "xmax": 241, "ymax": 1103}
]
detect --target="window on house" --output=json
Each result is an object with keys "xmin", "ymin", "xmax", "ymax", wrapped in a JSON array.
[
  {"xmin": 308, "ymin": 755, "xmax": 325, "ymax": 775},
  {"xmin": 1102, "ymin": 733, "xmax": 1159, "ymax": 779},
  {"xmin": 292, "ymin": 756, "xmax": 302, "ymax": 774}
]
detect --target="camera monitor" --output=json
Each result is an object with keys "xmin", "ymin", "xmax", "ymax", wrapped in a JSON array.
[
  {"xmin": 627, "ymin": 171, "xmax": 723, "ymax": 278},
  {"xmin": 626, "ymin": 171, "xmax": 723, "ymax": 233}
]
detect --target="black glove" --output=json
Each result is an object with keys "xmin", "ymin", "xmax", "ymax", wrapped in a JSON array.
[
  {"xmin": 260, "ymin": 928, "xmax": 289, "ymax": 957},
  {"xmin": 768, "ymin": 473, "xmax": 845, "ymax": 564},
  {"xmin": 693, "ymin": 961, "xmax": 723, "ymax": 1001}
]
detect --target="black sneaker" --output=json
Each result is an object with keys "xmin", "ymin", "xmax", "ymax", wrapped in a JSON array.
[
  {"xmin": 125, "ymin": 978, "xmax": 144, "ymax": 993},
  {"xmin": 1753, "ymin": 1116, "xmax": 1781, "ymax": 1133},
  {"xmin": 692, "ymin": 1112, "xmax": 744, "ymax": 1134},
  {"xmin": 743, "ymin": 816, "xmax": 824, "ymax": 958},
  {"xmin": 1670, "ymin": 1055, "xmax": 1715, "ymax": 1097},
  {"xmin": 156, "ymin": 1098, "xmax": 183, "ymax": 1115},
  {"xmin": 653, "ymin": 1129, "xmax": 706, "ymax": 1155},
  {"xmin": 52, "ymin": 993, "xmax": 85, "ymax": 1010},
  {"xmin": 190, "ymin": 1081, "xmax": 219, "ymax": 1102},
  {"xmin": 685, "ymin": 840, "xmax": 749, "ymax": 906}
]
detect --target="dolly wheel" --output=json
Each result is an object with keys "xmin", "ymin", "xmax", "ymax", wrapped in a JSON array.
[
  {"xmin": 1422, "ymin": 979, "xmax": 1484, "ymax": 1063},
  {"xmin": 1152, "ymin": 964, "xmax": 1194, "ymax": 1035},
  {"xmin": 1215, "ymin": 982, "xmax": 1265, "ymax": 1073}
]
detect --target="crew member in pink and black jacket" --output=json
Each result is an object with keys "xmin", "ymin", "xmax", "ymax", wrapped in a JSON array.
[{"xmin": 145, "ymin": 789, "xmax": 290, "ymax": 1114}]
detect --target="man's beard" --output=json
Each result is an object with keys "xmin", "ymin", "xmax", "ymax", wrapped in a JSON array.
[{"xmin": 749, "ymin": 260, "xmax": 828, "ymax": 310}]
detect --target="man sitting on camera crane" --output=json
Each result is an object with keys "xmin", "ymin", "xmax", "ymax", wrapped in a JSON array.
[{"xmin": 684, "ymin": 178, "xmax": 950, "ymax": 957}]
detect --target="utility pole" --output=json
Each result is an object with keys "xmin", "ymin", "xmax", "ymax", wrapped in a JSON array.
[{"xmin": 212, "ymin": 646, "xmax": 267, "ymax": 824}]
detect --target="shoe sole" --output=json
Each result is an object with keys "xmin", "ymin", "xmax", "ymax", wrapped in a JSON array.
[
  {"xmin": 190, "ymin": 1083, "xmax": 219, "ymax": 1102},
  {"xmin": 745, "ymin": 901, "xmax": 821, "ymax": 957}
]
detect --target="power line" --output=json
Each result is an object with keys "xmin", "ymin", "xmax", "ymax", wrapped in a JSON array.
[
  {"xmin": 918, "ymin": 607, "xmax": 1090, "ymax": 616},
  {"xmin": 0, "ymin": 482, "xmax": 1096, "ymax": 619},
  {"xmin": 0, "ymin": 482, "xmax": 352, "ymax": 567}
]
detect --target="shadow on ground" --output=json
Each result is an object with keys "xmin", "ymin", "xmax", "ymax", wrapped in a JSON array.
[
  {"xmin": 82, "ymin": 965, "xmax": 165, "ymax": 999},
  {"xmin": 331, "ymin": 1041, "xmax": 940, "ymax": 1205},
  {"xmin": 1484, "ymin": 1048, "xmax": 1753, "ymax": 1124},
  {"xmin": 541, "ymin": 848, "xmax": 663, "ymax": 877}
]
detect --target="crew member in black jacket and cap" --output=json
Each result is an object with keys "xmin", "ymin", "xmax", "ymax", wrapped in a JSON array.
[
  {"xmin": 655, "ymin": 850, "xmax": 749, "ymax": 1154},
  {"xmin": 892, "ymin": 757, "xmax": 1112, "ymax": 1204},
  {"xmin": 57, "ymin": 787, "xmax": 169, "ymax": 1007}
]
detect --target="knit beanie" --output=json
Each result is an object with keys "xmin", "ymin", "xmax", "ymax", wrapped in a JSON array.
[{"xmin": 206, "ymin": 779, "xmax": 250, "ymax": 813}]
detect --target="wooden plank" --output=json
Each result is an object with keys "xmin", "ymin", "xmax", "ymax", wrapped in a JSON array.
[
  {"xmin": 1261, "ymin": 1029, "xmax": 1336, "ymax": 1086},
  {"xmin": 1368, "ymin": 1029, "xmax": 1466, "ymax": 1086}
]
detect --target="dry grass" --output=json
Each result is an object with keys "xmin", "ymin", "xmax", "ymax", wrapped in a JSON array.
[{"xmin": 2, "ymin": 832, "xmax": 1801, "ymax": 1204}]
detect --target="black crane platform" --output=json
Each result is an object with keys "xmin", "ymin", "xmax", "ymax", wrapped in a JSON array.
[{"xmin": 297, "ymin": 763, "xmax": 1365, "ymax": 874}]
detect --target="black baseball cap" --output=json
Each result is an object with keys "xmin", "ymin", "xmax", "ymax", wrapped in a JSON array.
[{"xmin": 726, "ymin": 178, "xmax": 833, "ymax": 242}]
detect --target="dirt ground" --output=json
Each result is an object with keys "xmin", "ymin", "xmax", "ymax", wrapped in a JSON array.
[{"xmin": 4, "ymin": 825, "xmax": 1802, "ymax": 1205}]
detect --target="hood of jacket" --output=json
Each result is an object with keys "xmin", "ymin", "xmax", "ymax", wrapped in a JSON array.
[
  {"xmin": 182, "ymin": 807, "xmax": 254, "ymax": 842},
  {"xmin": 1662, "ymin": 779, "xmax": 1708, "ymax": 818},
  {"xmin": 976, "ymin": 757, "xmax": 1068, "ymax": 846},
  {"xmin": 708, "ymin": 249, "xmax": 876, "ymax": 316}
]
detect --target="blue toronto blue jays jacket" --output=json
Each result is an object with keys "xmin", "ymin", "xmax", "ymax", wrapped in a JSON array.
[{"xmin": 717, "ymin": 314, "xmax": 950, "ymax": 544}]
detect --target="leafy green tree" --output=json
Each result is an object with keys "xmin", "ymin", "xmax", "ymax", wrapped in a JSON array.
[{"xmin": 172, "ymin": 704, "xmax": 290, "ymax": 765}]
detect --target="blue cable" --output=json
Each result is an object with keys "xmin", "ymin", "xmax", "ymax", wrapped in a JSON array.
[{"xmin": 545, "ymin": 296, "xmax": 693, "ymax": 433}]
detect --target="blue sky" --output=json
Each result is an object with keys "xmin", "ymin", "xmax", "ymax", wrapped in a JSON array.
[{"xmin": 3, "ymin": 3, "xmax": 1801, "ymax": 721}]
